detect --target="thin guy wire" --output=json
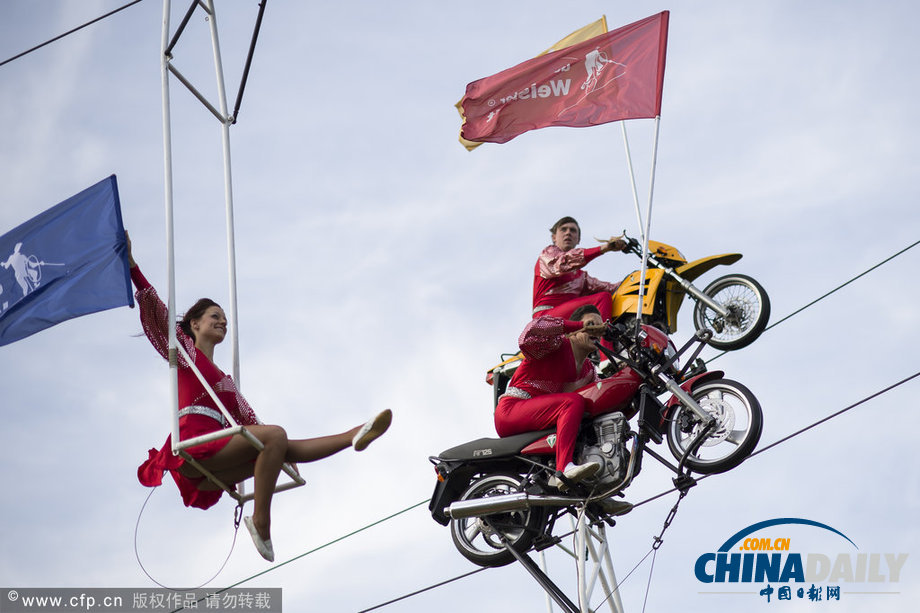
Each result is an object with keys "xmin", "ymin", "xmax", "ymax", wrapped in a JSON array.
[{"xmin": 0, "ymin": 0, "xmax": 145, "ymax": 68}]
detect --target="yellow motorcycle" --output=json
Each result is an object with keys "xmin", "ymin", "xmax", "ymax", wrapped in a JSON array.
[
  {"xmin": 611, "ymin": 233, "xmax": 769, "ymax": 351},
  {"xmin": 486, "ymin": 234, "xmax": 769, "ymax": 406}
]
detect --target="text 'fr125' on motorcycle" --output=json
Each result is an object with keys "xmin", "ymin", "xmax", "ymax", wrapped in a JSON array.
[
  {"xmin": 428, "ymin": 319, "xmax": 763, "ymax": 568},
  {"xmin": 609, "ymin": 233, "xmax": 770, "ymax": 351}
]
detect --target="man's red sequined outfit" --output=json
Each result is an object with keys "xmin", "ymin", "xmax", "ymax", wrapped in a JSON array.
[
  {"xmin": 494, "ymin": 316, "xmax": 599, "ymax": 470},
  {"xmin": 532, "ymin": 244, "xmax": 619, "ymax": 320}
]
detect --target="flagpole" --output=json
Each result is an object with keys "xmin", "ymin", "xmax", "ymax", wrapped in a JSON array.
[
  {"xmin": 160, "ymin": 0, "xmax": 181, "ymax": 453},
  {"xmin": 620, "ymin": 122, "xmax": 645, "ymax": 238},
  {"xmin": 634, "ymin": 116, "xmax": 661, "ymax": 327}
]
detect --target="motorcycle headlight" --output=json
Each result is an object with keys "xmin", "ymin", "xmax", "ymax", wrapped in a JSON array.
[{"xmin": 664, "ymin": 341, "xmax": 679, "ymax": 370}]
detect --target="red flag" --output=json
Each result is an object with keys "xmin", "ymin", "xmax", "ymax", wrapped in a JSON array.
[{"xmin": 459, "ymin": 11, "xmax": 669, "ymax": 145}]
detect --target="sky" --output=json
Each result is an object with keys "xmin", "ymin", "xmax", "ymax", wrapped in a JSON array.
[{"xmin": 1, "ymin": 1, "xmax": 918, "ymax": 612}]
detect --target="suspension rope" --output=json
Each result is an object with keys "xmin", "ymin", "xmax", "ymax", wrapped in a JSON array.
[
  {"xmin": 0, "ymin": 0, "xmax": 146, "ymax": 68},
  {"xmin": 355, "ymin": 568, "xmax": 489, "ymax": 613},
  {"xmin": 161, "ymin": 500, "xmax": 430, "ymax": 612},
  {"xmin": 705, "ymin": 238, "xmax": 920, "ymax": 364},
  {"xmin": 134, "ymin": 486, "xmax": 241, "ymax": 591}
]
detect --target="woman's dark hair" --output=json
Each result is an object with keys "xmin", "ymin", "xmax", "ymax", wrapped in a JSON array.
[
  {"xmin": 180, "ymin": 298, "xmax": 221, "ymax": 341},
  {"xmin": 570, "ymin": 304, "xmax": 601, "ymax": 322}
]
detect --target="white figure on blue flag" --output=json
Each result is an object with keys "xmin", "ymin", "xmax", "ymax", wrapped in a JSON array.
[
  {"xmin": 0, "ymin": 175, "xmax": 134, "ymax": 346},
  {"xmin": 1, "ymin": 242, "xmax": 63, "ymax": 297}
]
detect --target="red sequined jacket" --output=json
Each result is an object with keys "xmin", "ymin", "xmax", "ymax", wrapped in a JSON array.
[
  {"xmin": 503, "ymin": 316, "xmax": 598, "ymax": 399},
  {"xmin": 532, "ymin": 245, "xmax": 619, "ymax": 314}
]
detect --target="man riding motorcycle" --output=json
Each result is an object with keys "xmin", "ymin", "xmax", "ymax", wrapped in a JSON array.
[
  {"xmin": 494, "ymin": 304, "xmax": 609, "ymax": 490},
  {"xmin": 532, "ymin": 216, "xmax": 627, "ymax": 321}
]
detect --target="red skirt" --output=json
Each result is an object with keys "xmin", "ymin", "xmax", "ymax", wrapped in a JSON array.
[{"xmin": 137, "ymin": 414, "xmax": 233, "ymax": 510}]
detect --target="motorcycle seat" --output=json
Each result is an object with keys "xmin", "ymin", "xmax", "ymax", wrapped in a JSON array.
[{"xmin": 437, "ymin": 429, "xmax": 555, "ymax": 461}]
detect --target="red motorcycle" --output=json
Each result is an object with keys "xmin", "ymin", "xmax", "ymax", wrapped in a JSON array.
[{"xmin": 429, "ymin": 320, "xmax": 762, "ymax": 568}]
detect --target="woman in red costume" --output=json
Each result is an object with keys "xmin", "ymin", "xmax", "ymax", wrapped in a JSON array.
[
  {"xmin": 494, "ymin": 304, "xmax": 606, "ymax": 489},
  {"xmin": 126, "ymin": 234, "xmax": 391, "ymax": 562}
]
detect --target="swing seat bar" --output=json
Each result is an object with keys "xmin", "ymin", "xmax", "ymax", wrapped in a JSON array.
[{"xmin": 171, "ymin": 346, "xmax": 306, "ymax": 501}]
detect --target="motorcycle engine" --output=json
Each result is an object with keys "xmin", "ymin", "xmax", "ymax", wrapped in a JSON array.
[{"xmin": 579, "ymin": 412, "xmax": 630, "ymax": 488}]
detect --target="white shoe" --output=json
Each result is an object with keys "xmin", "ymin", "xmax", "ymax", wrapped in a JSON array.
[
  {"xmin": 352, "ymin": 409, "xmax": 392, "ymax": 451},
  {"xmin": 244, "ymin": 516, "xmax": 274, "ymax": 562},
  {"xmin": 549, "ymin": 461, "xmax": 601, "ymax": 490}
]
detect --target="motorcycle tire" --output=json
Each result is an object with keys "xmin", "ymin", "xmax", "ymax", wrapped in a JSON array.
[
  {"xmin": 692, "ymin": 273, "xmax": 770, "ymax": 351},
  {"xmin": 449, "ymin": 473, "xmax": 545, "ymax": 568},
  {"xmin": 666, "ymin": 378, "xmax": 762, "ymax": 474}
]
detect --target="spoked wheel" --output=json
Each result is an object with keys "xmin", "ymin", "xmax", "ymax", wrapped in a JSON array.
[
  {"xmin": 449, "ymin": 474, "xmax": 545, "ymax": 568},
  {"xmin": 693, "ymin": 274, "xmax": 770, "ymax": 350},
  {"xmin": 666, "ymin": 379, "xmax": 762, "ymax": 474}
]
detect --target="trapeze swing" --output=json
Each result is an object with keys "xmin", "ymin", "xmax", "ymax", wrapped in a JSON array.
[{"xmin": 159, "ymin": 0, "xmax": 304, "ymax": 503}]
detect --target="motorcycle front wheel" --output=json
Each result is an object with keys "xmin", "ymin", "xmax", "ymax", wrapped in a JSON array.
[
  {"xmin": 666, "ymin": 378, "xmax": 762, "ymax": 474},
  {"xmin": 449, "ymin": 473, "xmax": 545, "ymax": 568},
  {"xmin": 693, "ymin": 273, "xmax": 770, "ymax": 350}
]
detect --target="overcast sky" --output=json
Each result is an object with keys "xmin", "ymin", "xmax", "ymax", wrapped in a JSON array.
[{"xmin": 1, "ymin": 1, "xmax": 918, "ymax": 612}]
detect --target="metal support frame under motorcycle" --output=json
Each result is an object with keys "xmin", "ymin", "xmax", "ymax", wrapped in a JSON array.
[
  {"xmin": 159, "ymin": 0, "xmax": 303, "ymax": 502},
  {"xmin": 508, "ymin": 511, "xmax": 627, "ymax": 613}
]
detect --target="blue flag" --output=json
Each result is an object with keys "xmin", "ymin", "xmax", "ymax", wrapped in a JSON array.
[{"xmin": 0, "ymin": 175, "xmax": 134, "ymax": 346}]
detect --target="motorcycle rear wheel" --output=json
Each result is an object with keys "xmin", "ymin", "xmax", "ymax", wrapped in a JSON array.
[
  {"xmin": 666, "ymin": 378, "xmax": 762, "ymax": 474},
  {"xmin": 449, "ymin": 473, "xmax": 545, "ymax": 568},
  {"xmin": 693, "ymin": 273, "xmax": 770, "ymax": 350}
]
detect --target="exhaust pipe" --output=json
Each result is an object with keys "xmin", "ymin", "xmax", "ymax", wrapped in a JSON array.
[{"xmin": 447, "ymin": 492, "xmax": 575, "ymax": 520}]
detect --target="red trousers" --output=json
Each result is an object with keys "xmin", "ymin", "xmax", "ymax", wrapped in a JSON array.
[{"xmin": 495, "ymin": 393, "xmax": 588, "ymax": 469}]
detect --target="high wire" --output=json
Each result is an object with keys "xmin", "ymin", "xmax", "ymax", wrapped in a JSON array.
[
  {"xmin": 705, "ymin": 237, "xmax": 920, "ymax": 365},
  {"xmin": 0, "ymin": 0, "xmax": 145, "ymax": 69}
]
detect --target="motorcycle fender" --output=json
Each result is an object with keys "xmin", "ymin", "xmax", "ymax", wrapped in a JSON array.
[
  {"xmin": 674, "ymin": 253, "xmax": 742, "ymax": 283},
  {"xmin": 664, "ymin": 370, "xmax": 725, "ymax": 410},
  {"xmin": 662, "ymin": 254, "xmax": 742, "ymax": 332},
  {"xmin": 428, "ymin": 461, "xmax": 478, "ymax": 526}
]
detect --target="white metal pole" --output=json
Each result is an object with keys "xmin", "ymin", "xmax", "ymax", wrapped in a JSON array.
[
  {"xmin": 634, "ymin": 116, "xmax": 662, "ymax": 325},
  {"xmin": 576, "ymin": 508, "xmax": 589, "ymax": 613},
  {"xmin": 620, "ymin": 122, "xmax": 645, "ymax": 239},
  {"xmin": 596, "ymin": 524, "xmax": 625, "ymax": 613},
  {"xmin": 160, "ymin": 0, "xmax": 181, "ymax": 454},
  {"xmin": 538, "ymin": 551, "xmax": 555, "ymax": 613},
  {"xmin": 203, "ymin": 0, "xmax": 241, "ymax": 386}
]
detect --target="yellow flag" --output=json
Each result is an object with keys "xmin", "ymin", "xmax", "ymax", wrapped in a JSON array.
[
  {"xmin": 537, "ymin": 15, "xmax": 609, "ymax": 56},
  {"xmin": 457, "ymin": 16, "xmax": 609, "ymax": 151}
]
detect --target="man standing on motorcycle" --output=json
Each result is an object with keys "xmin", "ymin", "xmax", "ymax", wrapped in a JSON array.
[
  {"xmin": 494, "ymin": 304, "xmax": 607, "ymax": 489},
  {"xmin": 533, "ymin": 216, "xmax": 627, "ymax": 322}
]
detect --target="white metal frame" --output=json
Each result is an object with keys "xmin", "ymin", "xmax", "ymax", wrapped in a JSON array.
[
  {"xmin": 518, "ymin": 509, "xmax": 626, "ymax": 613},
  {"xmin": 159, "ymin": 0, "xmax": 303, "ymax": 502},
  {"xmin": 545, "ymin": 510, "xmax": 625, "ymax": 613}
]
